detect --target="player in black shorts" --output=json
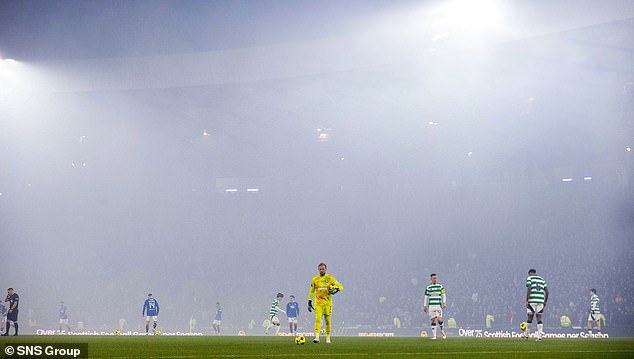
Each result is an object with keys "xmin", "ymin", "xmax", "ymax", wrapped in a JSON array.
[{"xmin": 3, "ymin": 288, "xmax": 19, "ymax": 336}]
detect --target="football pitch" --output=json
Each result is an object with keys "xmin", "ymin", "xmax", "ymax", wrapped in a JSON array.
[{"xmin": 2, "ymin": 336, "xmax": 634, "ymax": 358}]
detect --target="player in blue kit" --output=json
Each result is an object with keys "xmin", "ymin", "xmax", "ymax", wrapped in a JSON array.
[
  {"xmin": 286, "ymin": 295, "xmax": 300, "ymax": 335},
  {"xmin": 212, "ymin": 302, "xmax": 222, "ymax": 335},
  {"xmin": 143, "ymin": 293, "xmax": 160, "ymax": 335},
  {"xmin": 59, "ymin": 301, "xmax": 71, "ymax": 332}
]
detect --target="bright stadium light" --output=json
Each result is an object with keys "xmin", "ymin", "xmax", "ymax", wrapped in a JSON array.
[
  {"xmin": 561, "ymin": 178, "xmax": 573, "ymax": 182},
  {"xmin": 0, "ymin": 58, "xmax": 26, "ymax": 97},
  {"xmin": 426, "ymin": 0, "xmax": 505, "ymax": 48},
  {"xmin": 429, "ymin": 0, "xmax": 503, "ymax": 30}
]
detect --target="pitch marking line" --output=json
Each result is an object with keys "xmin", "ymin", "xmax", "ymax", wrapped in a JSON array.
[{"xmin": 105, "ymin": 350, "xmax": 634, "ymax": 359}]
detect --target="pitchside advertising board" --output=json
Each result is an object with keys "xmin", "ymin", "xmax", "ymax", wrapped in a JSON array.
[
  {"xmin": 36, "ymin": 329, "xmax": 204, "ymax": 336},
  {"xmin": 455, "ymin": 328, "xmax": 608, "ymax": 339},
  {"xmin": 355, "ymin": 330, "xmax": 608, "ymax": 338},
  {"xmin": 33, "ymin": 328, "xmax": 614, "ymax": 338}
]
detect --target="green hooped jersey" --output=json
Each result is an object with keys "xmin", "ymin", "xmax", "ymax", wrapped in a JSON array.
[
  {"xmin": 590, "ymin": 294, "xmax": 600, "ymax": 313},
  {"xmin": 424, "ymin": 284, "xmax": 445, "ymax": 306},
  {"xmin": 269, "ymin": 299, "xmax": 281, "ymax": 317},
  {"xmin": 526, "ymin": 275, "xmax": 548, "ymax": 304}
]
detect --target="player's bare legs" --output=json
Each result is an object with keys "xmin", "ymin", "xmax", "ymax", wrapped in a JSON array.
[
  {"xmin": 588, "ymin": 316, "xmax": 602, "ymax": 338},
  {"xmin": 587, "ymin": 319, "xmax": 593, "ymax": 338}
]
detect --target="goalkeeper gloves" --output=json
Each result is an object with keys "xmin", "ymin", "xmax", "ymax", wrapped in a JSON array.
[{"xmin": 308, "ymin": 300, "xmax": 314, "ymax": 312}]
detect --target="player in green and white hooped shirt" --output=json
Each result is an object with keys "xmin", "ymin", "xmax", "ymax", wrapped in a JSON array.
[
  {"xmin": 525, "ymin": 269, "xmax": 549, "ymax": 341},
  {"xmin": 265, "ymin": 293, "xmax": 286, "ymax": 335},
  {"xmin": 587, "ymin": 289, "xmax": 602, "ymax": 338},
  {"xmin": 424, "ymin": 273, "xmax": 447, "ymax": 339}
]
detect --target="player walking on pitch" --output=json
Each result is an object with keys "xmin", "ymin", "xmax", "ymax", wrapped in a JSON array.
[
  {"xmin": 423, "ymin": 273, "xmax": 446, "ymax": 339},
  {"xmin": 59, "ymin": 301, "xmax": 71, "ymax": 332},
  {"xmin": 142, "ymin": 293, "xmax": 160, "ymax": 335},
  {"xmin": 265, "ymin": 293, "xmax": 285, "ymax": 335},
  {"xmin": 286, "ymin": 295, "xmax": 300, "ymax": 335},
  {"xmin": 2, "ymin": 288, "xmax": 20, "ymax": 336},
  {"xmin": 212, "ymin": 302, "xmax": 222, "ymax": 335},
  {"xmin": 524, "ymin": 269, "xmax": 548, "ymax": 341},
  {"xmin": 308, "ymin": 262, "xmax": 343, "ymax": 344},
  {"xmin": 587, "ymin": 289, "xmax": 603, "ymax": 338},
  {"xmin": 2, "ymin": 288, "xmax": 19, "ymax": 336}
]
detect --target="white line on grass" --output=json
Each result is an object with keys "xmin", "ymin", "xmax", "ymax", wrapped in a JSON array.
[
  {"xmin": 375, "ymin": 350, "xmax": 634, "ymax": 356},
  {"xmin": 103, "ymin": 350, "xmax": 633, "ymax": 359}
]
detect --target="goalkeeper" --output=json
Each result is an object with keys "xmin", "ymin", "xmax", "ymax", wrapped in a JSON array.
[{"xmin": 307, "ymin": 262, "xmax": 343, "ymax": 344}]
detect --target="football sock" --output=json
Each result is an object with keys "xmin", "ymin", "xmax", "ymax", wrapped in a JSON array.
[
  {"xmin": 5, "ymin": 322, "xmax": 9, "ymax": 334},
  {"xmin": 526, "ymin": 321, "xmax": 532, "ymax": 334},
  {"xmin": 431, "ymin": 322, "xmax": 437, "ymax": 337},
  {"xmin": 146, "ymin": 324, "xmax": 149, "ymax": 333},
  {"xmin": 14, "ymin": 323, "xmax": 18, "ymax": 335},
  {"xmin": 153, "ymin": 322, "xmax": 157, "ymax": 329},
  {"xmin": 537, "ymin": 322, "xmax": 543, "ymax": 336},
  {"xmin": 439, "ymin": 320, "xmax": 444, "ymax": 331}
]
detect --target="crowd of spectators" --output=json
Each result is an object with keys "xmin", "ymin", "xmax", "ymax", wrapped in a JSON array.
[{"xmin": 338, "ymin": 244, "xmax": 633, "ymax": 332}]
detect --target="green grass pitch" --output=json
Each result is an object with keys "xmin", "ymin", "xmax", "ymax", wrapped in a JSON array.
[{"xmin": 1, "ymin": 335, "xmax": 633, "ymax": 358}]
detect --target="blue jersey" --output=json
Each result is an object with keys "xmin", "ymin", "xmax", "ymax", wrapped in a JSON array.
[
  {"xmin": 215, "ymin": 306, "xmax": 222, "ymax": 320},
  {"xmin": 286, "ymin": 301, "xmax": 299, "ymax": 318},
  {"xmin": 59, "ymin": 305, "xmax": 68, "ymax": 319},
  {"xmin": 143, "ymin": 298, "xmax": 159, "ymax": 316}
]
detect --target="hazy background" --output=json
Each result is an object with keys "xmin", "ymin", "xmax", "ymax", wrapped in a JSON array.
[{"xmin": 1, "ymin": 0, "xmax": 633, "ymax": 335}]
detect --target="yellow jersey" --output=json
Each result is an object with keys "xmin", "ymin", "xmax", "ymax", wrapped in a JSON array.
[{"xmin": 308, "ymin": 274, "xmax": 343, "ymax": 306}]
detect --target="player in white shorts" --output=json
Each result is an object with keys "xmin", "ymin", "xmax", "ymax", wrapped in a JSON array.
[
  {"xmin": 525, "ymin": 269, "xmax": 548, "ymax": 341},
  {"xmin": 265, "ymin": 293, "xmax": 285, "ymax": 335},
  {"xmin": 587, "ymin": 289, "xmax": 602, "ymax": 338},
  {"xmin": 212, "ymin": 302, "xmax": 222, "ymax": 335},
  {"xmin": 286, "ymin": 295, "xmax": 300, "ymax": 335},
  {"xmin": 142, "ymin": 293, "xmax": 160, "ymax": 335},
  {"xmin": 58, "ymin": 302, "xmax": 71, "ymax": 332},
  {"xmin": 424, "ymin": 273, "xmax": 447, "ymax": 339}
]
